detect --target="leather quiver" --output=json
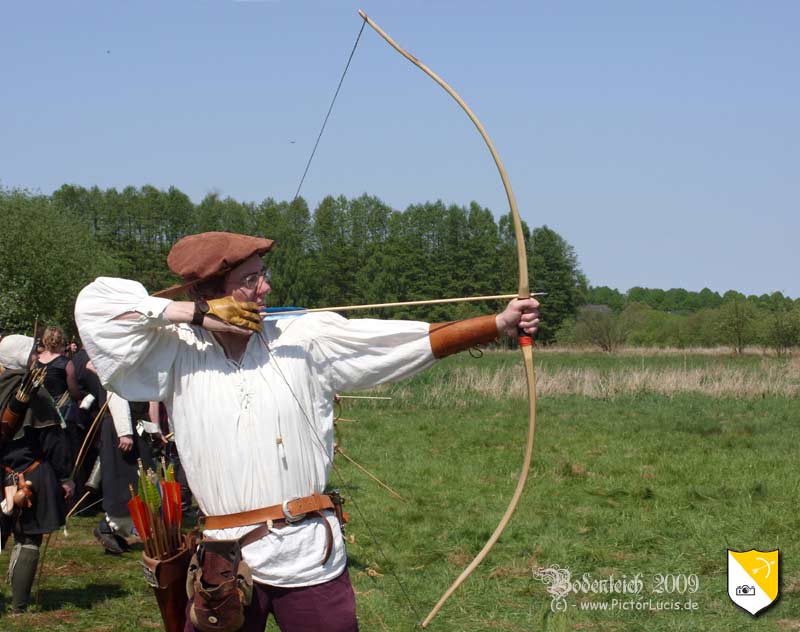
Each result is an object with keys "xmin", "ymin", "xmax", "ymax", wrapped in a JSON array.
[{"xmin": 141, "ymin": 534, "xmax": 196, "ymax": 632}]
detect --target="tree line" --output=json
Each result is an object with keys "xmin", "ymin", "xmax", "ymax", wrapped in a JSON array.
[
  {"xmin": 0, "ymin": 184, "xmax": 796, "ymax": 353},
  {"xmin": 564, "ymin": 291, "xmax": 800, "ymax": 354},
  {"xmin": 0, "ymin": 185, "xmax": 584, "ymax": 341}
]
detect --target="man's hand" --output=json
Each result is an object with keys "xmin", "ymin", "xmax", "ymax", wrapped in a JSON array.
[
  {"xmin": 496, "ymin": 297, "xmax": 541, "ymax": 338},
  {"xmin": 204, "ymin": 297, "xmax": 262, "ymax": 334},
  {"xmin": 118, "ymin": 434, "xmax": 134, "ymax": 454},
  {"xmin": 150, "ymin": 432, "xmax": 168, "ymax": 447},
  {"xmin": 61, "ymin": 480, "xmax": 75, "ymax": 502},
  {"xmin": 13, "ymin": 478, "xmax": 34, "ymax": 509}
]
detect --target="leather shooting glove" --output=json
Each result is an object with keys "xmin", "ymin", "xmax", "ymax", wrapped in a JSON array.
[{"xmin": 206, "ymin": 297, "xmax": 263, "ymax": 333}]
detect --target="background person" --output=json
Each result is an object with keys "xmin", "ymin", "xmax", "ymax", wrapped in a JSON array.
[
  {"xmin": 35, "ymin": 327, "xmax": 83, "ymax": 498},
  {"xmin": 1, "ymin": 363, "xmax": 74, "ymax": 613},
  {"xmin": 0, "ymin": 335, "xmax": 34, "ymax": 372},
  {"xmin": 150, "ymin": 400, "xmax": 194, "ymax": 518}
]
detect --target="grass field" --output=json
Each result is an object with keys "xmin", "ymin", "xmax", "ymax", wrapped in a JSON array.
[{"xmin": 2, "ymin": 349, "xmax": 799, "ymax": 631}]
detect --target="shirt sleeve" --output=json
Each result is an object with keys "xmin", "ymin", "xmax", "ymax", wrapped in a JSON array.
[
  {"xmin": 278, "ymin": 312, "xmax": 436, "ymax": 394},
  {"xmin": 74, "ymin": 277, "xmax": 180, "ymax": 403},
  {"xmin": 107, "ymin": 393, "xmax": 133, "ymax": 438}
]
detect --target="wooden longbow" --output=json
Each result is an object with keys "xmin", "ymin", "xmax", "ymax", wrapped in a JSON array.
[{"xmin": 356, "ymin": 10, "xmax": 539, "ymax": 627}]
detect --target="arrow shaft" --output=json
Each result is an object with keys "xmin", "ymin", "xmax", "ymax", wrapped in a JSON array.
[
  {"xmin": 335, "ymin": 446, "xmax": 406, "ymax": 501},
  {"xmin": 265, "ymin": 292, "xmax": 546, "ymax": 316}
]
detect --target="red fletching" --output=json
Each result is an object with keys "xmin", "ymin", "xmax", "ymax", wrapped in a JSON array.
[
  {"xmin": 128, "ymin": 495, "xmax": 151, "ymax": 540},
  {"xmin": 159, "ymin": 481, "xmax": 173, "ymax": 527},
  {"xmin": 168, "ymin": 481, "xmax": 182, "ymax": 527}
]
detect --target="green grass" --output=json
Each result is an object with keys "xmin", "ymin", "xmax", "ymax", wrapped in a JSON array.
[{"xmin": 2, "ymin": 351, "xmax": 799, "ymax": 631}]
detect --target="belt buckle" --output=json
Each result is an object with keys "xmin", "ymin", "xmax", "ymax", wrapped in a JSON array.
[{"xmin": 282, "ymin": 499, "xmax": 307, "ymax": 523}]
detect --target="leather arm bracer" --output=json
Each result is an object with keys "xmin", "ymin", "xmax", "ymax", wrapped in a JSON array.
[{"xmin": 429, "ymin": 315, "xmax": 499, "ymax": 359}]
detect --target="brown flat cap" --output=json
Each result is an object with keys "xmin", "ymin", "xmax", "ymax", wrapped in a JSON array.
[{"xmin": 153, "ymin": 232, "xmax": 274, "ymax": 298}]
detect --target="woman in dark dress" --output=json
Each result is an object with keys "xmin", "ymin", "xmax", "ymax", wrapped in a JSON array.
[
  {"xmin": 34, "ymin": 327, "xmax": 83, "ymax": 462},
  {"xmin": 1, "ymin": 363, "xmax": 73, "ymax": 613},
  {"xmin": 72, "ymin": 349, "xmax": 156, "ymax": 554}
]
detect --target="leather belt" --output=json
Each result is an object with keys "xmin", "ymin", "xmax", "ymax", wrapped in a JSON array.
[
  {"xmin": 203, "ymin": 493, "xmax": 335, "ymax": 531},
  {"xmin": 203, "ymin": 493, "xmax": 337, "ymax": 564}
]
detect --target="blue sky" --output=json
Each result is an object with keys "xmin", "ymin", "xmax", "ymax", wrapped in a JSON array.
[{"xmin": 2, "ymin": 1, "xmax": 798, "ymax": 297}]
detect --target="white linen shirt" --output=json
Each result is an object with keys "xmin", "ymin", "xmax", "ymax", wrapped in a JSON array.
[{"xmin": 74, "ymin": 277, "xmax": 435, "ymax": 586}]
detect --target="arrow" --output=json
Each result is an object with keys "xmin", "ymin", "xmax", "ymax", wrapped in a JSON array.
[{"xmin": 262, "ymin": 292, "xmax": 546, "ymax": 317}]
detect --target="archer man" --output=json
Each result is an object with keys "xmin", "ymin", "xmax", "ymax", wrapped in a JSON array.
[{"xmin": 74, "ymin": 231, "xmax": 539, "ymax": 632}]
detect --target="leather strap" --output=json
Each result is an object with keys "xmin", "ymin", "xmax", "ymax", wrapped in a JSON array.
[
  {"xmin": 235, "ymin": 510, "xmax": 335, "ymax": 565},
  {"xmin": 3, "ymin": 459, "xmax": 41, "ymax": 476},
  {"xmin": 203, "ymin": 493, "xmax": 335, "ymax": 531},
  {"xmin": 191, "ymin": 301, "xmax": 206, "ymax": 326}
]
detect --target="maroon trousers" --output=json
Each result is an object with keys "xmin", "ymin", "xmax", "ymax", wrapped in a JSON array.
[{"xmin": 183, "ymin": 568, "xmax": 358, "ymax": 632}]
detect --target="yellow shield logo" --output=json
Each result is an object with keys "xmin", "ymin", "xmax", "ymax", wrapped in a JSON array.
[{"xmin": 727, "ymin": 549, "xmax": 779, "ymax": 616}]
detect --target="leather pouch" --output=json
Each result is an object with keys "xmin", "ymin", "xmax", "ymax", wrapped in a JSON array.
[{"xmin": 187, "ymin": 539, "xmax": 253, "ymax": 632}]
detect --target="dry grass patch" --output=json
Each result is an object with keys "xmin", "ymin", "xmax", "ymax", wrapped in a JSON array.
[
  {"xmin": 385, "ymin": 356, "xmax": 800, "ymax": 402},
  {"xmin": 446, "ymin": 549, "xmax": 472, "ymax": 567},
  {"xmin": 49, "ymin": 560, "xmax": 93, "ymax": 577},
  {"xmin": 539, "ymin": 345, "xmax": 790, "ymax": 357}
]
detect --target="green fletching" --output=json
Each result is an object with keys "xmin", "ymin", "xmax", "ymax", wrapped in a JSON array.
[
  {"xmin": 147, "ymin": 471, "xmax": 161, "ymax": 514},
  {"xmin": 138, "ymin": 469, "xmax": 161, "ymax": 514},
  {"xmin": 166, "ymin": 463, "xmax": 175, "ymax": 483}
]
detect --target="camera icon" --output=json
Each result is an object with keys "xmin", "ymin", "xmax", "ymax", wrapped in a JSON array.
[{"xmin": 735, "ymin": 585, "xmax": 755, "ymax": 596}]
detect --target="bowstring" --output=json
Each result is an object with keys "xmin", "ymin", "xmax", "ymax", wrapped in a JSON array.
[
  {"xmin": 292, "ymin": 18, "xmax": 367, "ymax": 201},
  {"xmin": 259, "ymin": 336, "xmax": 422, "ymax": 624},
  {"xmin": 284, "ymin": 16, "xmax": 421, "ymax": 624}
]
